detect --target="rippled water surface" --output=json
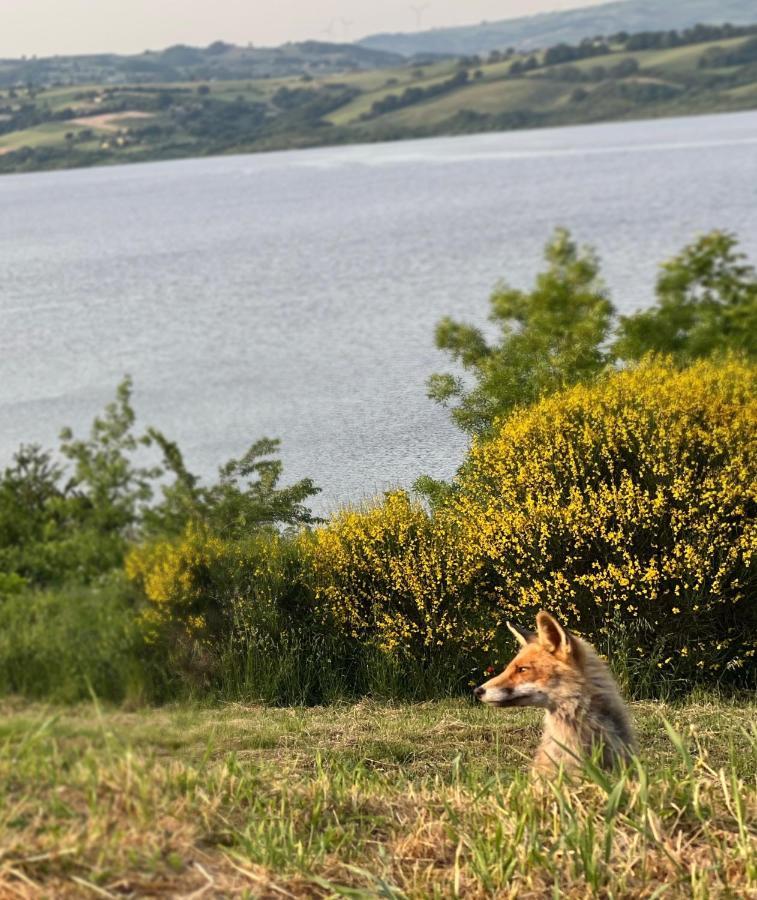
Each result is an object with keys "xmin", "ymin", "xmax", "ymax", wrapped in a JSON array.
[{"xmin": 2, "ymin": 110, "xmax": 757, "ymax": 511}]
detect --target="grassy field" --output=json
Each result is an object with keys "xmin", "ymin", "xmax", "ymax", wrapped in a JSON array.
[
  {"xmin": 1, "ymin": 31, "xmax": 757, "ymax": 174},
  {"xmin": 338, "ymin": 36, "xmax": 755, "ymax": 129},
  {"xmin": 1, "ymin": 697, "xmax": 754, "ymax": 897}
]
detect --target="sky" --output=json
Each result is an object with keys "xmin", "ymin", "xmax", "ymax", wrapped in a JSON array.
[{"xmin": 1, "ymin": 0, "xmax": 612, "ymax": 59}]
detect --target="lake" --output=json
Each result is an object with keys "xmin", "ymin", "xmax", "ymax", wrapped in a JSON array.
[{"xmin": 2, "ymin": 110, "xmax": 757, "ymax": 513}]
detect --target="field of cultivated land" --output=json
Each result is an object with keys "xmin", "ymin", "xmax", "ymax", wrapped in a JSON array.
[
  {"xmin": 2, "ymin": 32, "xmax": 757, "ymax": 173},
  {"xmin": 1, "ymin": 698, "xmax": 754, "ymax": 898},
  {"xmin": 353, "ymin": 37, "xmax": 756, "ymax": 131}
]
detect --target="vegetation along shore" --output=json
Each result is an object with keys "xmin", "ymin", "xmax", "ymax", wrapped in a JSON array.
[
  {"xmin": 1, "ymin": 227, "xmax": 754, "ymax": 705},
  {"xmin": 2, "ymin": 22, "xmax": 757, "ymax": 174}
]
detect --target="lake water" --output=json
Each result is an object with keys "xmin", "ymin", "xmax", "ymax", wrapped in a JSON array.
[{"xmin": 2, "ymin": 110, "xmax": 757, "ymax": 513}]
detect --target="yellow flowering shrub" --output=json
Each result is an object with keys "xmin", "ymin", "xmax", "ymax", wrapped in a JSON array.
[
  {"xmin": 310, "ymin": 491, "xmax": 490, "ymax": 656},
  {"xmin": 126, "ymin": 358, "xmax": 755, "ymax": 688},
  {"xmin": 126, "ymin": 524, "xmax": 218, "ymax": 642},
  {"xmin": 445, "ymin": 357, "xmax": 756, "ymax": 676},
  {"xmin": 126, "ymin": 523, "xmax": 312, "ymax": 648}
]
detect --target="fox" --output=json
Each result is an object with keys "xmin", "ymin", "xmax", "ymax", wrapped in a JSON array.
[{"xmin": 474, "ymin": 611, "xmax": 636, "ymax": 774}]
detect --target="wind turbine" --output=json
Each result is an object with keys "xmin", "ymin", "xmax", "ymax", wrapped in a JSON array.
[
  {"xmin": 322, "ymin": 19, "xmax": 337, "ymax": 39},
  {"xmin": 340, "ymin": 18, "xmax": 354, "ymax": 40},
  {"xmin": 410, "ymin": 3, "xmax": 430, "ymax": 30}
]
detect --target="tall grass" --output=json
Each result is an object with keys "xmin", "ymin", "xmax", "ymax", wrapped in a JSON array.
[
  {"xmin": 2, "ymin": 574, "xmax": 746, "ymax": 707},
  {"xmin": 214, "ymin": 628, "xmax": 733, "ymax": 707},
  {"xmin": 215, "ymin": 630, "xmax": 483, "ymax": 706},
  {"xmin": 0, "ymin": 576, "xmax": 158, "ymax": 704}
]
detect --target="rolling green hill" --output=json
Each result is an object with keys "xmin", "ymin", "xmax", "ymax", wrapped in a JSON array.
[
  {"xmin": 359, "ymin": 0, "xmax": 757, "ymax": 57},
  {"xmin": 0, "ymin": 41, "xmax": 407, "ymax": 89},
  {"xmin": 2, "ymin": 25, "xmax": 757, "ymax": 175}
]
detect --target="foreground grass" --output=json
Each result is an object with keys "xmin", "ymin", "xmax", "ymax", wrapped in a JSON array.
[{"xmin": 0, "ymin": 699, "xmax": 754, "ymax": 898}]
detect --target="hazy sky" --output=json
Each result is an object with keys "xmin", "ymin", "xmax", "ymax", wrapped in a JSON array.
[{"xmin": 2, "ymin": 0, "xmax": 612, "ymax": 58}]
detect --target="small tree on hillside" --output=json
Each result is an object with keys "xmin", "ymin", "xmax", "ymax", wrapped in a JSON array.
[{"xmin": 59, "ymin": 376, "xmax": 160, "ymax": 538}]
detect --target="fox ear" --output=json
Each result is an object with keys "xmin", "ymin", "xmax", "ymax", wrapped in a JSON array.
[
  {"xmin": 536, "ymin": 611, "xmax": 571, "ymax": 655},
  {"xmin": 506, "ymin": 621, "xmax": 536, "ymax": 647}
]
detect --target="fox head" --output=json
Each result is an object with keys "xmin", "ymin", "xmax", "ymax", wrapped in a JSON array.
[{"xmin": 474, "ymin": 611, "xmax": 582, "ymax": 710}]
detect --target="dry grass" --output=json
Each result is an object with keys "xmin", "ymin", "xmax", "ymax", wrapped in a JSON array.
[
  {"xmin": 0, "ymin": 698, "xmax": 754, "ymax": 898},
  {"xmin": 70, "ymin": 112, "xmax": 156, "ymax": 133}
]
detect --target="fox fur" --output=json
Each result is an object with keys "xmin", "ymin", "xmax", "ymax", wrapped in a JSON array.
[{"xmin": 475, "ymin": 611, "xmax": 636, "ymax": 774}]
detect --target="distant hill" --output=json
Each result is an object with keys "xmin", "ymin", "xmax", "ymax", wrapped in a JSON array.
[
  {"xmin": 2, "ymin": 23, "xmax": 757, "ymax": 176},
  {"xmin": 0, "ymin": 41, "xmax": 406, "ymax": 89},
  {"xmin": 358, "ymin": 0, "xmax": 757, "ymax": 56}
]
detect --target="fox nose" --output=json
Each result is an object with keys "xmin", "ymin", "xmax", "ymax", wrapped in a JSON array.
[{"xmin": 474, "ymin": 686, "xmax": 485, "ymax": 699}]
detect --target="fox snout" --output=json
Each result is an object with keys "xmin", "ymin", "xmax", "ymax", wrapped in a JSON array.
[
  {"xmin": 473, "ymin": 684, "xmax": 509, "ymax": 702},
  {"xmin": 474, "ymin": 681, "xmax": 549, "ymax": 709},
  {"xmin": 474, "ymin": 683, "xmax": 515, "ymax": 705}
]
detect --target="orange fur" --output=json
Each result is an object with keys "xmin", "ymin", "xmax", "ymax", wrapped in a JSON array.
[{"xmin": 475, "ymin": 612, "xmax": 635, "ymax": 774}]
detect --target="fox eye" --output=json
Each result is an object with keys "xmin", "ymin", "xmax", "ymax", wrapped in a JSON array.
[{"xmin": 516, "ymin": 666, "xmax": 529, "ymax": 674}]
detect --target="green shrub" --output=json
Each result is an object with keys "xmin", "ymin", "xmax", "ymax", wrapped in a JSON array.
[
  {"xmin": 428, "ymin": 229, "xmax": 757, "ymax": 439},
  {"xmin": 613, "ymin": 231, "xmax": 757, "ymax": 362},
  {"xmin": 427, "ymin": 228, "xmax": 613, "ymax": 435},
  {"xmin": 0, "ymin": 380, "xmax": 319, "ymax": 589},
  {"xmin": 125, "ymin": 526, "xmax": 341, "ymax": 700},
  {"xmin": 0, "ymin": 575, "xmax": 149, "ymax": 703}
]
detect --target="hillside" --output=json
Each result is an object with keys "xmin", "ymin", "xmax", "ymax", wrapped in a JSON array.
[
  {"xmin": 359, "ymin": 0, "xmax": 757, "ymax": 57},
  {"xmin": 2, "ymin": 24, "xmax": 757, "ymax": 175},
  {"xmin": 0, "ymin": 41, "xmax": 407, "ymax": 89}
]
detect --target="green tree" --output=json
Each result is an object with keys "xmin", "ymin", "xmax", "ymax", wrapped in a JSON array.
[
  {"xmin": 0, "ymin": 445, "xmax": 69, "ymax": 583},
  {"xmin": 0, "ymin": 378, "xmax": 319, "ymax": 584},
  {"xmin": 427, "ymin": 228, "xmax": 614, "ymax": 435},
  {"xmin": 59, "ymin": 376, "xmax": 160, "ymax": 539},
  {"xmin": 59, "ymin": 376, "xmax": 320, "ymax": 542},
  {"xmin": 613, "ymin": 232, "xmax": 757, "ymax": 363},
  {"xmin": 0, "ymin": 378, "xmax": 163, "ymax": 583},
  {"xmin": 145, "ymin": 433, "xmax": 321, "ymax": 538}
]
